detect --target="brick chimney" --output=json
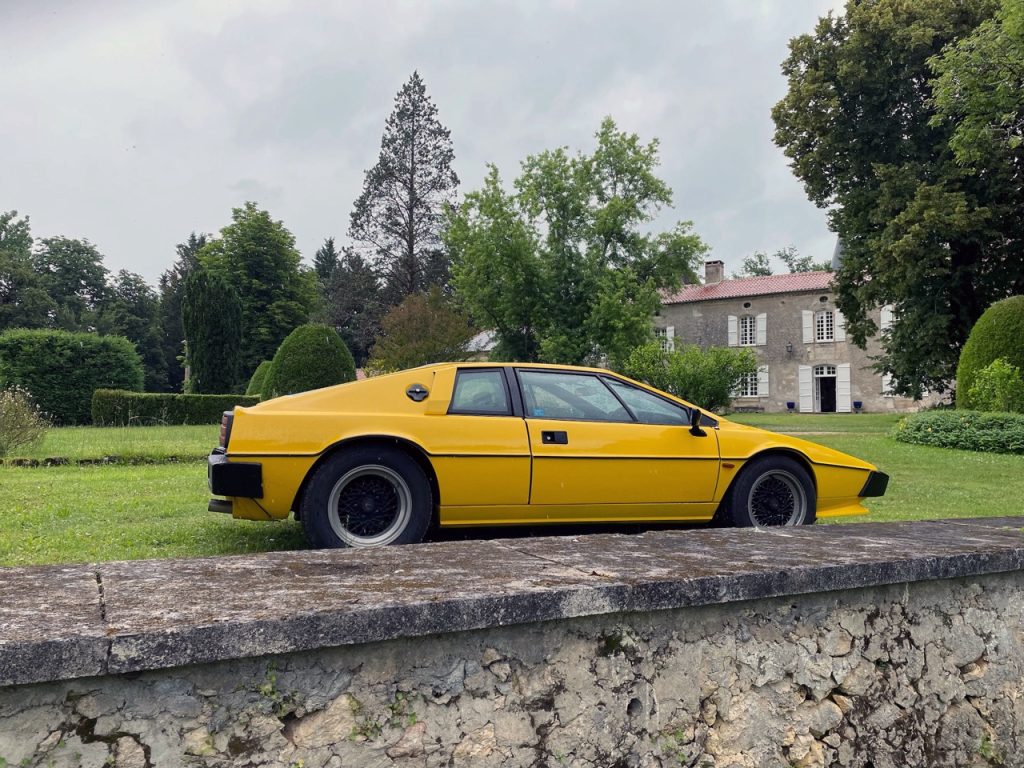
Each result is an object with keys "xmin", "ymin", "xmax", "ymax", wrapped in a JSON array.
[{"xmin": 704, "ymin": 260, "xmax": 724, "ymax": 285}]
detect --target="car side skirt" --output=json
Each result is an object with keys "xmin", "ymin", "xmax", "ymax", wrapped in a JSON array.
[{"xmin": 439, "ymin": 502, "xmax": 720, "ymax": 526}]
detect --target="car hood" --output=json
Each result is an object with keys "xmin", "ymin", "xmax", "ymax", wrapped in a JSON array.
[{"xmin": 714, "ymin": 418, "xmax": 876, "ymax": 471}]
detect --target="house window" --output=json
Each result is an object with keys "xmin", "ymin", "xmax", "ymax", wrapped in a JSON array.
[
  {"xmin": 655, "ymin": 326, "xmax": 675, "ymax": 351},
  {"xmin": 739, "ymin": 315, "xmax": 756, "ymax": 346},
  {"xmin": 815, "ymin": 310, "xmax": 835, "ymax": 342},
  {"xmin": 737, "ymin": 372, "xmax": 759, "ymax": 398}
]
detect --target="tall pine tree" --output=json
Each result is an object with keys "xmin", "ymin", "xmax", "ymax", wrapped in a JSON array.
[
  {"xmin": 349, "ymin": 71, "xmax": 459, "ymax": 304},
  {"xmin": 158, "ymin": 232, "xmax": 208, "ymax": 392},
  {"xmin": 313, "ymin": 236, "xmax": 341, "ymax": 284}
]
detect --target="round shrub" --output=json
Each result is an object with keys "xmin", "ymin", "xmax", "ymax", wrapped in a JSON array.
[
  {"xmin": 245, "ymin": 361, "xmax": 272, "ymax": 397},
  {"xmin": 957, "ymin": 295, "xmax": 1024, "ymax": 409},
  {"xmin": 0, "ymin": 329, "xmax": 143, "ymax": 424},
  {"xmin": 261, "ymin": 325, "xmax": 356, "ymax": 399},
  {"xmin": 893, "ymin": 410, "xmax": 1024, "ymax": 454}
]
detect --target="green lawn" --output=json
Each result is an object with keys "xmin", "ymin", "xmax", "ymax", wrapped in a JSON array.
[
  {"xmin": 1, "ymin": 416, "xmax": 1022, "ymax": 566},
  {"xmin": 0, "ymin": 462, "xmax": 304, "ymax": 566},
  {"xmin": 7, "ymin": 424, "xmax": 218, "ymax": 462}
]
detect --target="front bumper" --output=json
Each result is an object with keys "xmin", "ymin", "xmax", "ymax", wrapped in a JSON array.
[
  {"xmin": 208, "ymin": 448, "xmax": 264, "ymax": 498},
  {"xmin": 859, "ymin": 471, "xmax": 890, "ymax": 498}
]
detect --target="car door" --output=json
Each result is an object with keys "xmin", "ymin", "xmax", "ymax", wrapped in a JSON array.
[
  {"xmin": 517, "ymin": 369, "xmax": 720, "ymax": 511},
  {"xmin": 430, "ymin": 367, "xmax": 532, "ymax": 509}
]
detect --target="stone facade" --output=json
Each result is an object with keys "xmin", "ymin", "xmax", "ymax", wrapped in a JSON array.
[
  {"xmin": 657, "ymin": 262, "xmax": 935, "ymax": 413},
  {"xmin": 2, "ymin": 572, "xmax": 1023, "ymax": 768}
]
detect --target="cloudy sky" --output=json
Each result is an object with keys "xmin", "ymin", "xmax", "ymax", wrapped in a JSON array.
[{"xmin": 2, "ymin": 0, "xmax": 843, "ymax": 286}]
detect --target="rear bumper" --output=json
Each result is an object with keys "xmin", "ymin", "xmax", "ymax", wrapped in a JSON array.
[
  {"xmin": 207, "ymin": 447, "xmax": 264, "ymax": 498},
  {"xmin": 859, "ymin": 471, "xmax": 889, "ymax": 498}
]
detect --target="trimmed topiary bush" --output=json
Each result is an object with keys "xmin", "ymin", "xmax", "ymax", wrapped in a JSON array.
[
  {"xmin": 92, "ymin": 390, "xmax": 260, "ymax": 426},
  {"xmin": 967, "ymin": 358, "xmax": 1024, "ymax": 413},
  {"xmin": 956, "ymin": 295, "xmax": 1024, "ymax": 409},
  {"xmin": 261, "ymin": 325, "xmax": 356, "ymax": 399},
  {"xmin": 893, "ymin": 410, "xmax": 1024, "ymax": 454},
  {"xmin": 0, "ymin": 329, "xmax": 144, "ymax": 424},
  {"xmin": 245, "ymin": 361, "xmax": 272, "ymax": 397}
]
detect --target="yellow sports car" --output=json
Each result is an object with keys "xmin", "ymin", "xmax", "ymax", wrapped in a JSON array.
[{"xmin": 208, "ymin": 363, "xmax": 888, "ymax": 548}]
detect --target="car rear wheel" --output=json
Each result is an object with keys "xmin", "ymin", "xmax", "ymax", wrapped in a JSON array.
[
  {"xmin": 300, "ymin": 446, "xmax": 432, "ymax": 548},
  {"xmin": 727, "ymin": 455, "xmax": 816, "ymax": 528}
]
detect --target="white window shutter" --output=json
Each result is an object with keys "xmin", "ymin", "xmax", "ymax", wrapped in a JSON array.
[
  {"xmin": 802, "ymin": 311, "xmax": 813, "ymax": 344},
  {"xmin": 727, "ymin": 315, "xmax": 738, "ymax": 347},
  {"xmin": 799, "ymin": 365, "xmax": 813, "ymax": 412},
  {"xmin": 880, "ymin": 305, "xmax": 894, "ymax": 332},
  {"xmin": 756, "ymin": 313, "xmax": 767, "ymax": 346},
  {"xmin": 882, "ymin": 372, "xmax": 894, "ymax": 396},
  {"xmin": 837, "ymin": 363, "xmax": 852, "ymax": 412},
  {"xmin": 757, "ymin": 365, "xmax": 769, "ymax": 397},
  {"xmin": 835, "ymin": 310, "xmax": 847, "ymax": 342},
  {"xmin": 666, "ymin": 326, "xmax": 675, "ymax": 351}
]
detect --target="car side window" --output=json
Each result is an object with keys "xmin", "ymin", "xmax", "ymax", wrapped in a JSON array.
[
  {"xmin": 605, "ymin": 379, "xmax": 689, "ymax": 425},
  {"xmin": 519, "ymin": 371, "xmax": 632, "ymax": 422},
  {"xmin": 449, "ymin": 369, "xmax": 511, "ymax": 415}
]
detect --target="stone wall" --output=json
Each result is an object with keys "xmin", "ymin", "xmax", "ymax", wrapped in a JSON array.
[{"xmin": 2, "ymin": 518, "xmax": 1024, "ymax": 767}]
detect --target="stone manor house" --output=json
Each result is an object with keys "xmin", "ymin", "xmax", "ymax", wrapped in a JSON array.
[{"xmin": 656, "ymin": 260, "xmax": 928, "ymax": 413}]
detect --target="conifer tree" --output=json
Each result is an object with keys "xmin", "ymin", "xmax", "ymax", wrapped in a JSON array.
[
  {"xmin": 181, "ymin": 268, "xmax": 242, "ymax": 394},
  {"xmin": 349, "ymin": 71, "xmax": 459, "ymax": 304}
]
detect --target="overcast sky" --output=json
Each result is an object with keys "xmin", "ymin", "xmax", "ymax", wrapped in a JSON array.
[{"xmin": 1, "ymin": 0, "xmax": 844, "ymax": 286}]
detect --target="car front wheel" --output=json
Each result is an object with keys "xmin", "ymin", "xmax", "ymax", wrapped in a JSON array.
[
  {"xmin": 727, "ymin": 455, "xmax": 816, "ymax": 528},
  {"xmin": 300, "ymin": 446, "xmax": 432, "ymax": 548}
]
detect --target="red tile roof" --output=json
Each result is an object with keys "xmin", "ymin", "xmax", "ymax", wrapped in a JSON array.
[{"xmin": 662, "ymin": 271, "xmax": 835, "ymax": 304}]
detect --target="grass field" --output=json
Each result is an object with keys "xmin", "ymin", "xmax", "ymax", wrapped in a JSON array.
[
  {"xmin": 1, "ymin": 414, "xmax": 1022, "ymax": 565},
  {"xmin": 6, "ymin": 424, "xmax": 217, "ymax": 462}
]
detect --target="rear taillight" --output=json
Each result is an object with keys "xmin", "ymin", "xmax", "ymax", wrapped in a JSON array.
[{"xmin": 219, "ymin": 411, "xmax": 234, "ymax": 448}]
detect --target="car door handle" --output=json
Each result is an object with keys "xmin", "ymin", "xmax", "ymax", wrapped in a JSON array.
[{"xmin": 541, "ymin": 430, "xmax": 568, "ymax": 445}]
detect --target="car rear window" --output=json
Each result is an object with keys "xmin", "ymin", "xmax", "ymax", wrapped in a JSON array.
[{"xmin": 449, "ymin": 369, "xmax": 511, "ymax": 415}]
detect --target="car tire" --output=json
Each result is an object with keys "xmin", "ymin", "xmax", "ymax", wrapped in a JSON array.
[
  {"xmin": 726, "ymin": 455, "xmax": 816, "ymax": 528},
  {"xmin": 300, "ymin": 446, "xmax": 432, "ymax": 549}
]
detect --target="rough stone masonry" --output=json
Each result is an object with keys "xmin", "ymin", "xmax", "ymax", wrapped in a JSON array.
[{"xmin": 1, "ymin": 518, "xmax": 1024, "ymax": 767}]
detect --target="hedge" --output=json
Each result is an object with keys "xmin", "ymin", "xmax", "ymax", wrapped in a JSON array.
[
  {"xmin": 92, "ymin": 390, "xmax": 260, "ymax": 426},
  {"xmin": 262, "ymin": 324, "xmax": 355, "ymax": 399},
  {"xmin": 956, "ymin": 295, "xmax": 1024, "ymax": 409},
  {"xmin": 0, "ymin": 329, "xmax": 143, "ymax": 425},
  {"xmin": 893, "ymin": 410, "xmax": 1024, "ymax": 454}
]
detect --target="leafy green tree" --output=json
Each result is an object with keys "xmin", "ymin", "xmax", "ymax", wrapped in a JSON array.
[
  {"xmin": 32, "ymin": 236, "xmax": 108, "ymax": 331},
  {"xmin": 620, "ymin": 341, "xmax": 757, "ymax": 412},
  {"xmin": 367, "ymin": 288, "xmax": 475, "ymax": 373},
  {"xmin": 313, "ymin": 236, "xmax": 341, "ymax": 284},
  {"xmin": 772, "ymin": 0, "xmax": 1012, "ymax": 397},
  {"xmin": 0, "ymin": 211, "xmax": 52, "ymax": 330},
  {"xmin": 350, "ymin": 71, "xmax": 459, "ymax": 303},
  {"xmin": 181, "ymin": 268, "xmax": 243, "ymax": 394},
  {"xmin": 931, "ymin": 0, "xmax": 1024, "ymax": 168},
  {"xmin": 97, "ymin": 270, "xmax": 166, "ymax": 392},
  {"xmin": 159, "ymin": 232, "xmax": 208, "ymax": 392},
  {"xmin": 777, "ymin": 246, "xmax": 830, "ymax": 273},
  {"xmin": 199, "ymin": 202, "xmax": 318, "ymax": 374},
  {"xmin": 735, "ymin": 251, "xmax": 773, "ymax": 278},
  {"xmin": 320, "ymin": 248, "xmax": 383, "ymax": 366},
  {"xmin": 245, "ymin": 360, "xmax": 272, "ymax": 397},
  {"xmin": 447, "ymin": 118, "xmax": 706, "ymax": 365},
  {"xmin": 445, "ymin": 167, "xmax": 544, "ymax": 362},
  {"xmin": 261, "ymin": 324, "xmax": 356, "ymax": 399}
]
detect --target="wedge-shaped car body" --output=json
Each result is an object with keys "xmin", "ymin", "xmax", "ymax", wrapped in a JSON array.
[{"xmin": 208, "ymin": 363, "xmax": 888, "ymax": 548}]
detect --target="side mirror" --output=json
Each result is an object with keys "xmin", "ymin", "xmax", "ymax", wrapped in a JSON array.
[{"xmin": 689, "ymin": 407, "xmax": 707, "ymax": 437}]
